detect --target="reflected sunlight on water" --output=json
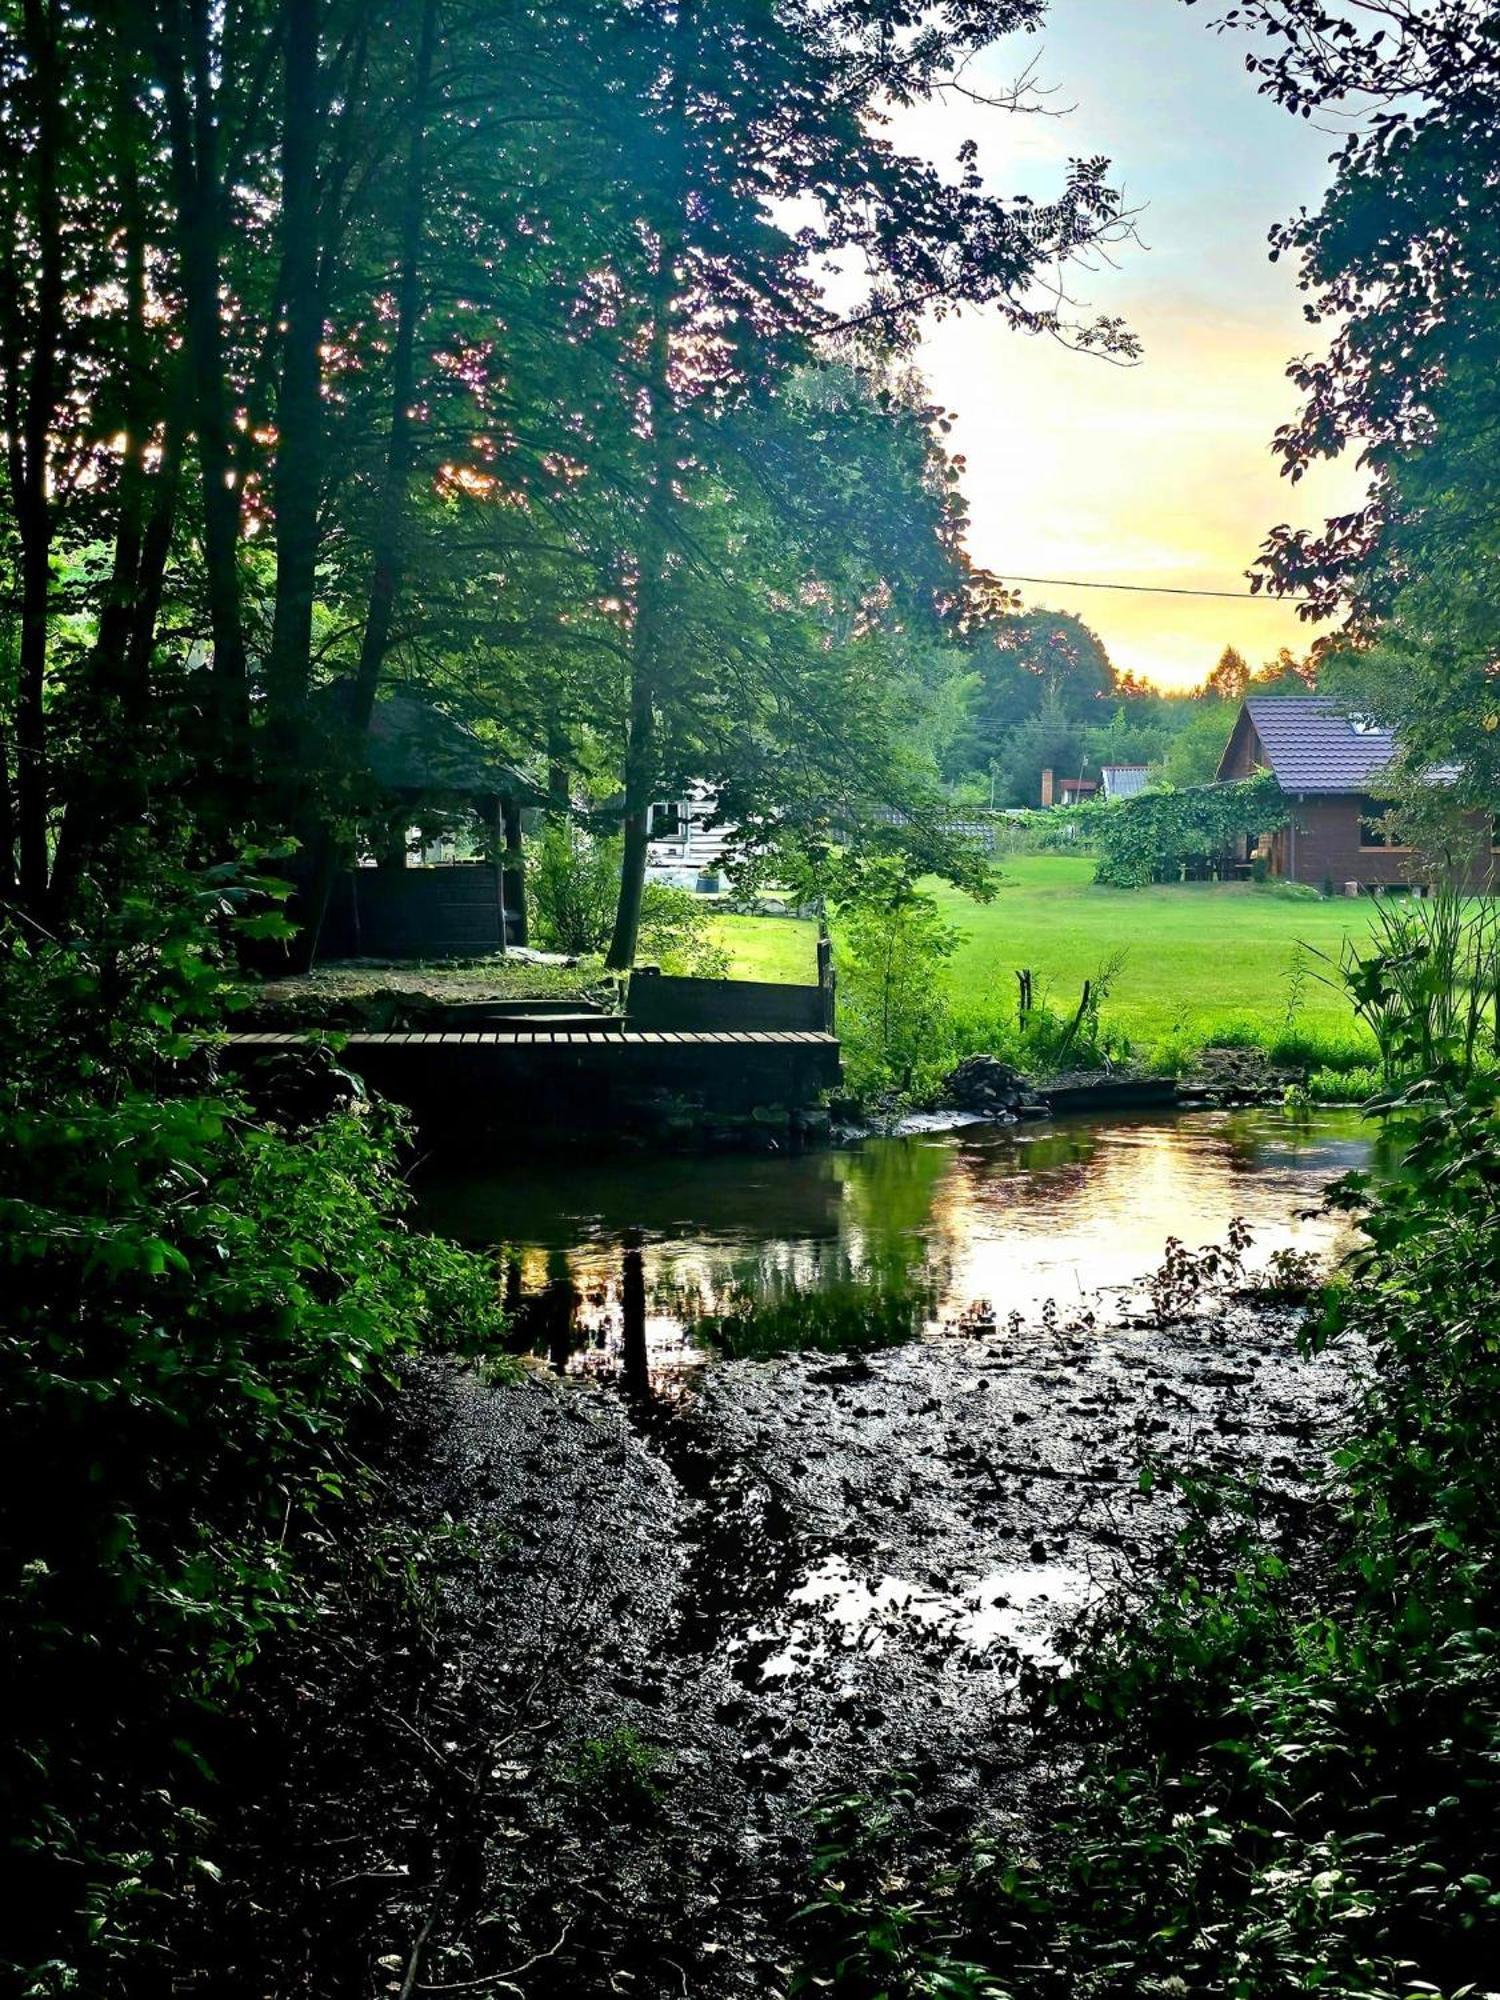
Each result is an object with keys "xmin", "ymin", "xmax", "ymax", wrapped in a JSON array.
[{"xmin": 418, "ymin": 1109, "xmax": 1384, "ymax": 1377}]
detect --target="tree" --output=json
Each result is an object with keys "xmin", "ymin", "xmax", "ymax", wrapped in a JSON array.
[
  {"xmin": 952, "ymin": 607, "xmax": 1118, "ymax": 784},
  {"xmin": 1202, "ymin": 645, "xmax": 1249, "ymax": 703},
  {"xmin": 1200, "ymin": 0, "xmax": 1500, "ymax": 798},
  {"xmin": 1163, "ymin": 698, "xmax": 1237, "ymax": 786},
  {"xmin": 579, "ymin": 0, "xmax": 1137, "ymax": 966}
]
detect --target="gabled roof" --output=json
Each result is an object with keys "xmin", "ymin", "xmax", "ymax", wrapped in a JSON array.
[
  {"xmin": 315, "ymin": 682, "xmax": 543, "ymax": 802},
  {"xmin": 1219, "ymin": 696, "xmax": 1396, "ymax": 794}
]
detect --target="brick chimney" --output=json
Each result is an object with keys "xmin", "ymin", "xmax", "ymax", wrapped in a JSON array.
[{"xmin": 1040, "ymin": 767, "xmax": 1054, "ymax": 808}]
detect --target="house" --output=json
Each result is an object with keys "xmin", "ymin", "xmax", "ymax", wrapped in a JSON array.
[
  {"xmin": 646, "ymin": 786, "xmax": 729, "ymax": 890},
  {"xmin": 1101, "ymin": 763, "xmax": 1151, "ymax": 801},
  {"xmin": 1216, "ymin": 695, "xmax": 1496, "ymax": 891},
  {"xmin": 1040, "ymin": 768, "xmax": 1097, "ymax": 807}
]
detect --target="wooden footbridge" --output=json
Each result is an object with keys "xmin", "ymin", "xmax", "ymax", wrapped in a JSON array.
[{"xmin": 225, "ymin": 977, "xmax": 841, "ymax": 1138}]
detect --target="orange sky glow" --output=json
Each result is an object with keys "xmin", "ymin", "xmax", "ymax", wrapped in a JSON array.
[{"xmin": 901, "ymin": 0, "xmax": 1370, "ymax": 692}]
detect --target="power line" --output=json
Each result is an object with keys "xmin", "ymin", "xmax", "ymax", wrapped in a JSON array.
[{"xmin": 1002, "ymin": 572, "xmax": 1313, "ymax": 603}]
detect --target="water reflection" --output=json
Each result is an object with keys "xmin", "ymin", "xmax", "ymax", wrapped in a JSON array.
[{"xmin": 418, "ymin": 1109, "xmax": 1387, "ymax": 1382}]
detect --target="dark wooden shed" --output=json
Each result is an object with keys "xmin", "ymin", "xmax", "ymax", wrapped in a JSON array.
[{"xmin": 315, "ymin": 688, "xmax": 543, "ymax": 962}]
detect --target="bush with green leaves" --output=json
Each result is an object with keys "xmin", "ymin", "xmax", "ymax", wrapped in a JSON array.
[
  {"xmin": 529, "ymin": 823, "xmax": 728, "ymax": 973},
  {"xmin": 1, "ymin": 877, "xmax": 508, "ymax": 1993},
  {"xmin": 1090, "ymin": 771, "xmax": 1288, "ymax": 888},
  {"xmin": 836, "ymin": 862, "xmax": 961, "ymax": 1099},
  {"xmin": 529, "ymin": 823, "xmax": 621, "ymax": 956},
  {"xmin": 564, "ymin": 1727, "xmax": 665, "ymax": 1823}
]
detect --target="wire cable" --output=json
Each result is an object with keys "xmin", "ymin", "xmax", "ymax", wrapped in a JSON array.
[{"xmin": 1002, "ymin": 573, "xmax": 1311, "ymax": 603}]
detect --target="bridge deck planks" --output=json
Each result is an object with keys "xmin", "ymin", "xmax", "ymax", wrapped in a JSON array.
[{"xmin": 230, "ymin": 1027, "xmax": 835, "ymax": 1052}]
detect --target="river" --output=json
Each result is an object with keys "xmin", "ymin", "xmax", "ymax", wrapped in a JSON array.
[{"xmin": 418, "ymin": 1106, "xmax": 1385, "ymax": 1377}]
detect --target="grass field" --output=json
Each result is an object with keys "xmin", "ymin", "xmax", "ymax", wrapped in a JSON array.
[{"xmin": 712, "ymin": 853, "xmax": 1384, "ymax": 1061}]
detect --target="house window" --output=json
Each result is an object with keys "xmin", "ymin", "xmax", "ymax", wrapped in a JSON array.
[
  {"xmin": 1358, "ymin": 796, "xmax": 1402, "ymax": 849},
  {"xmin": 649, "ymin": 801, "xmax": 683, "ymax": 839}
]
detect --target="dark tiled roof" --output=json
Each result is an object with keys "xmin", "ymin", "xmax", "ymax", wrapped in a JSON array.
[{"xmin": 1239, "ymin": 697, "xmax": 1395, "ymax": 794}]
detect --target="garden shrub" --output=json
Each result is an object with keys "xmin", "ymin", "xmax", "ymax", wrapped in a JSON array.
[
  {"xmin": 0, "ymin": 880, "xmax": 509, "ymax": 1992},
  {"xmin": 529, "ymin": 824, "xmax": 728, "ymax": 973},
  {"xmin": 836, "ymin": 863, "xmax": 960, "ymax": 1099},
  {"xmin": 1091, "ymin": 771, "xmax": 1287, "ymax": 887},
  {"xmin": 529, "ymin": 822, "xmax": 619, "ymax": 954}
]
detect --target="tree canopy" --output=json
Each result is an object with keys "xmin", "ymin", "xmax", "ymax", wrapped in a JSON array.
[
  {"xmin": 1206, "ymin": 0, "xmax": 1500, "ymax": 804},
  {"xmin": 0, "ymin": 0, "xmax": 1141, "ymax": 958}
]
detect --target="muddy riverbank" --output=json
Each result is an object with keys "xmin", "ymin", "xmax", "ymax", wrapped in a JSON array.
[{"xmin": 222, "ymin": 1277, "xmax": 1352, "ymax": 1998}]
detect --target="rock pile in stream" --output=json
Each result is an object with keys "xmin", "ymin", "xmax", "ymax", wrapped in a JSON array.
[
  {"xmin": 942, "ymin": 1054, "xmax": 1047, "ymax": 1120},
  {"xmin": 1179, "ymin": 1044, "xmax": 1303, "ymax": 1107}
]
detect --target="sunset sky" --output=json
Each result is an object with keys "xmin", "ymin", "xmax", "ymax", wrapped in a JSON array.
[{"xmin": 903, "ymin": 0, "xmax": 1369, "ymax": 692}]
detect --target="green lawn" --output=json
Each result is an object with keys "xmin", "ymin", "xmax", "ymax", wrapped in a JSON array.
[
  {"xmin": 711, "ymin": 907, "xmax": 824, "ymax": 984},
  {"xmin": 713, "ymin": 854, "xmax": 1384, "ymax": 1054}
]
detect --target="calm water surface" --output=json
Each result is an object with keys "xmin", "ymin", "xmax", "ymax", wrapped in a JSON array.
[{"xmin": 418, "ymin": 1108, "xmax": 1387, "ymax": 1374}]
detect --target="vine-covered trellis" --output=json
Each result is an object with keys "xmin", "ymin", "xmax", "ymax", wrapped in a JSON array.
[{"xmin": 1089, "ymin": 772, "xmax": 1289, "ymax": 887}]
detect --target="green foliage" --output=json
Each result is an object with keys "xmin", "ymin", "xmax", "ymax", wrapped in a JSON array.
[
  {"xmin": 1159, "ymin": 696, "xmax": 1238, "ymax": 785},
  {"xmin": 836, "ymin": 860, "xmax": 962, "ymax": 1099},
  {"xmin": 792, "ymin": 1788, "xmax": 1016, "ymax": 1999},
  {"xmin": 638, "ymin": 882, "xmax": 732, "ymax": 978},
  {"xmin": 0, "ymin": 882, "xmax": 509, "ymax": 1990},
  {"xmin": 1307, "ymin": 888, "xmax": 1500, "ymax": 1087},
  {"xmin": 947, "ymin": 959, "xmax": 1132, "ymax": 1081},
  {"xmin": 529, "ymin": 824, "xmax": 621, "ymax": 957},
  {"xmin": 1307, "ymin": 1061, "xmax": 1382, "ymax": 1103},
  {"xmin": 1091, "ymin": 772, "xmax": 1288, "ymax": 888},
  {"xmin": 565, "ymin": 1728, "xmax": 665, "ymax": 1822},
  {"xmin": 949, "ymin": 608, "xmax": 1120, "ymax": 803},
  {"xmin": 530, "ymin": 825, "xmax": 728, "ymax": 974},
  {"xmin": 690, "ymin": 1280, "xmax": 931, "ymax": 1361}
]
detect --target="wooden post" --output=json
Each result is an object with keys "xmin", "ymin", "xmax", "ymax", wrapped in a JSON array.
[
  {"xmin": 491, "ymin": 795, "xmax": 509, "ymax": 954},
  {"xmin": 621, "ymin": 1237, "xmax": 648, "ymax": 1398},
  {"xmin": 502, "ymin": 794, "xmax": 528, "ymax": 947}
]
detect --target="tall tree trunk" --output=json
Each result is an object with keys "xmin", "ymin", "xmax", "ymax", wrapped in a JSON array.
[
  {"xmin": 350, "ymin": 0, "xmax": 436, "ymax": 733},
  {"xmin": 50, "ymin": 0, "xmax": 164, "ymax": 909},
  {"xmin": 605, "ymin": 650, "xmax": 659, "ymax": 971},
  {"xmin": 546, "ymin": 723, "xmax": 570, "ymax": 823},
  {"xmin": 159, "ymin": 0, "xmax": 250, "ymax": 770},
  {"xmin": 295, "ymin": 0, "xmax": 436, "ymax": 970},
  {"xmin": 0, "ymin": 720, "xmax": 17, "ymax": 900},
  {"xmin": 502, "ymin": 795, "xmax": 528, "ymax": 947},
  {"xmin": 265, "ymin": 0, "xmax": 323, "ymax": 785},
  {"xmin": 604, "ymin": 0, "xmax": 697, "ymax": 971},
  {"xmin": 603, "ymin": 292, "xmax": 677, "ymax": 970},
  {"xmin": 11, "ymin": 0, "xmax": 65, "ymax": 913}
]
